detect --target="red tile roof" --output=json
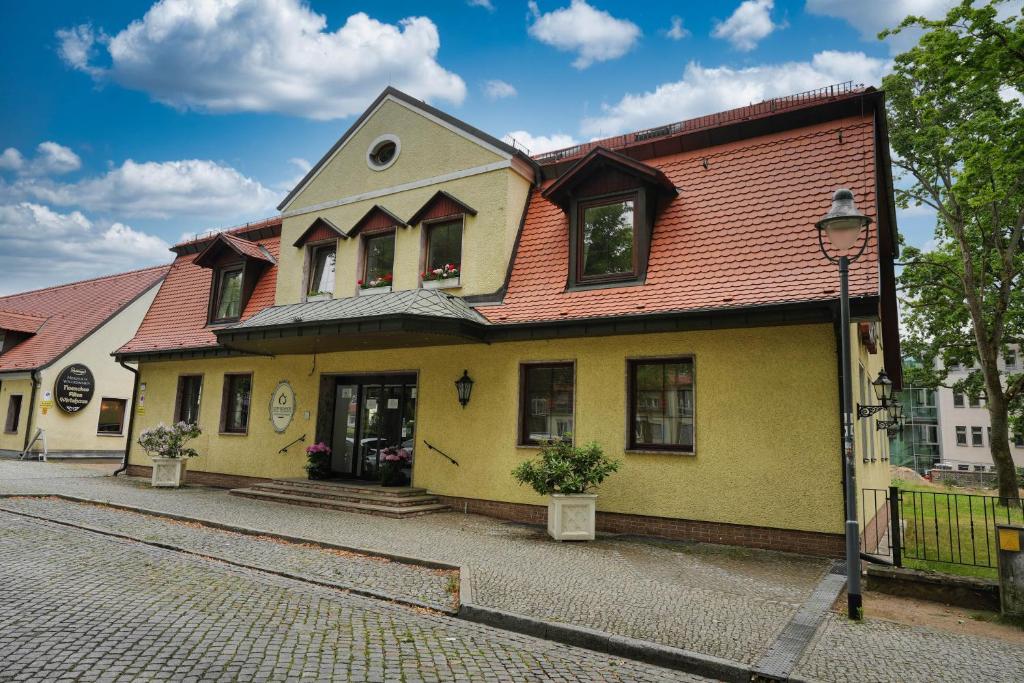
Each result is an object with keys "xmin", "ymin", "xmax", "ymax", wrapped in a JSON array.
[
  {"xmin": 477, "ymin": 114, "xmax": 881, "ymax": 324},
  {"xmin": 0, "ymin": 265, "xmax": 170, "ymax": 372},
  {"xmin": 118, "ymin": 232, "xmax": 280, "ymax": 356}
]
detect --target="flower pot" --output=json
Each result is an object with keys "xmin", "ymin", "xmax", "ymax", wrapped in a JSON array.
[
  {"xmin": 151, "ymin": 457, "xmax": 187, "ymax": 488},
  {"xmin": 358, "ymin": 285, "xmax": 392, "ymax": 296},
  {"xmin": 422, "ymin": 277, "xmax": 459, "ymax": 290},
  {"xmin": 547, "ymin": 493, "xmax": 597, "ymax": 541}
]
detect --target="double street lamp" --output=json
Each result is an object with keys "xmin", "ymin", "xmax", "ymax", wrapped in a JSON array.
[{"xmin": 815, "ymin": 188, "xmax": 872, "ymax": 621}]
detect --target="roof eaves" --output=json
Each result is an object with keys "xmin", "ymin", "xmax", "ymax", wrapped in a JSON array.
[{"xmin": 406, "ymin": 190, "xmax": 479, "ymax": 226}]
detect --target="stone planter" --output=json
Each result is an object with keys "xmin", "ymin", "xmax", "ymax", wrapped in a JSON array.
[
  {"xmin": 358, "ymin": 285, "xmax": 392, "ymax": 296},
  {"xmin": 151, "ymin": 457, "xmax": 187, "ymax": 488},
  {"xmin": 422, "ymin": 277, "xmax": 459, "ymax": 290},
  {"xmin": 547, "ymin": 493, "xmax": 597, "ymax": 541}
]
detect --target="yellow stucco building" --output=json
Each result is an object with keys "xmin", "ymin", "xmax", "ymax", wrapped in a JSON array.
[
  {"xmin": 117, "ymin": 86, "xmax": 900, "ymax": 555},
  {"xmin": 0, "ymin": 266, "xmax": 168, "ymax": 459}
]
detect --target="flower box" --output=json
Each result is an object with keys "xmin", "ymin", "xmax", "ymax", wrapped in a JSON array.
[
  {"xmin": 547, "ymin": 494, "xmax": 597, "ymax": 541},
  {"xmin": 358, "ymin": 285, "xmax": 392, "ymax": 296},
  {"xmin": 151, "ymin": 457, "xmax": 187, "ymax": 488},
  {"xmin": 422, "ymin": 277, "xmax": 460, "ymax": 290}
]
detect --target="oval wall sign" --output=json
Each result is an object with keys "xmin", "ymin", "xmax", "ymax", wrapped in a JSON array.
[
  {"xmin": 54, "ymin": 363, "xmax": 95, "ymax": 414},
  {"xmin": 269, "ymin": 381, "xmax": 296, "ymax": 433}
]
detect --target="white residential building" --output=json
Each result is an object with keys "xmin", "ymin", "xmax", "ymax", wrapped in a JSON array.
[{"xmin": 937, "ymin": 344, "xmax": 1024, "ymax": 471}]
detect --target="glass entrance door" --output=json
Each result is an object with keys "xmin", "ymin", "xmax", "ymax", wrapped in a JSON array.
[{"xmin": 330, "ymin": 375, "xmax": 416, "ymax": 480}]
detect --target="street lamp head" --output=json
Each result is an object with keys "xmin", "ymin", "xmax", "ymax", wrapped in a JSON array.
[
  {"xmin": 887, "ymin": 398, "xmax": 903, "ymax": 422},
  {"xmin": 816, "ymin": 189, "xmax": 872, "ymax": 252},
  {"xmin": 871, "ymin": 369, "xmax": 894, "ymax": 404}
]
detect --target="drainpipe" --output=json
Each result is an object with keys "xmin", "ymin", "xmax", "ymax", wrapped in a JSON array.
[
  {"xmin": 113, "ymin": 360, "xmax": 140, "ymax": 477},
  {"xmin": 21, "ymin": 370, "xmax": 40, "ymax": 454}
]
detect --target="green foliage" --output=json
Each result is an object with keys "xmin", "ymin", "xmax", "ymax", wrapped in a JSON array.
[
  {"xmin": 511, "ymin": 438, "xmax": 621, "ymax": 496},
  {"xmin": 883, "ymin": 1, "xmax": 1024, "ymax": 498},
  {"xmin": 137, "ymin": 422, "xmax": 201, "ymax": 459},
  {"xmin": 304, "ymin": 442, "xmax": 332, "ymax": 480}
]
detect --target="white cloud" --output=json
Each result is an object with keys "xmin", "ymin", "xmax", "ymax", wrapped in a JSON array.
[
  {"xmin": 56, "ymin": 0, "xmax": 466, "ymax": 120},
  {"xmin": 712, "ymin": 0, "xmax": 781, "ymax": 51},
  {"xmin": 467, "ymin": 0, "xmax": 495, "ymax": 10},
  {"xmin": 580, "ymin": 50, "xmax": 890, "ymax": 136},
  {"xmin": 665, "ymin": 16, "xmax": 690, "ymax": 40},
  {"xmin": 0, "ymin": 149, "xmax": 24, "ymax": 172},
  {"xmin": 1, "ymin": 158, "xmax": 277, "ymax": 220},
  {"xmin": 805, "ymin": 0, "xmax": 956, "ymax": 41},
  {"xmin": 503, "ymin": 130, "xmax": 578, "ymax": 155},
  {"xmin": 0, "ymin": 202, "xmax": 170, "ymax": 294},
  {"xmin": 483, "ymin": 79, "xmax": 517, "ymax": 100},
  {"xmin": 527, "ymin": 0, "xmax": 641, "ymax": 69},
  {"xmin": 0, "ymin": 142, "xmax": 81, "ymax": 177}
]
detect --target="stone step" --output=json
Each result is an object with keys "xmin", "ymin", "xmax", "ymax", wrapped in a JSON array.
[
  {"xmin": 271, "ymin": 479, "xmax": 428, "ymax": 498},
  {"xmin": 229, "ymin": 488, "xmax": 449, "ymax": 518},
  {"xmin": 247, "ymin": 482, "xmax": 440, "ymax": 507}
]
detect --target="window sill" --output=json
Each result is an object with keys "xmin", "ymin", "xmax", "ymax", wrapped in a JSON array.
[
  {"xmin": 566, "ymin": 277, "xmax": 645, "ymax": 293},
  {"xmin": 422, "ymin": 277, "xmax": 460, "ymax": 290},
  {"xmin": 219, "ymin": 431, "xmax": 249, "ymax": 437},
  {"xmin": 96, "ymin": 432, "xmax": 124, "ymax": 437},
  {"xmin": 358, "ymin": 286, "xmax": 392, "ymax": 296},
  {"xmin": 625, "ymin": 448, "xmax": 695, "ymax": 456},
  {"xmin": 306, "ymin": 293, "xmax": 333, "ymax": 302}
]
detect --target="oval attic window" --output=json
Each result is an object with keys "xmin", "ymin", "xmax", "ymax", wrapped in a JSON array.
[{"xmin": 368, "ymin": 136, "xmax": 399, "ymax": 170}]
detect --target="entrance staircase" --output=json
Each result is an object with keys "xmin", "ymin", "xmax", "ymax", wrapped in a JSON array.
[{"xmin": 229, "ymin": 479, "xmax": 448, "ymax": 518}]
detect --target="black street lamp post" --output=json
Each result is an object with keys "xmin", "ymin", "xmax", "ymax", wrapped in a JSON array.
[{"xmin": 816, "ymin": 188, "xmax": 872, "ymax": 621}]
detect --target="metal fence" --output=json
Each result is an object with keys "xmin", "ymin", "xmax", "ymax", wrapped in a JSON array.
[{"xmin": 862, "ymin": 486, "xmax": 1024, "ymax": 570}]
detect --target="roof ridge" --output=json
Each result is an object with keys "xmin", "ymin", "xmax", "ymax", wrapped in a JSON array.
[
  {"xmin": 0, "ymin": 263, "xmax": 170, "ymax": 302},
  {"xmin": 174, "ymin": 215, "xmax": 282, "ymax": 249}
]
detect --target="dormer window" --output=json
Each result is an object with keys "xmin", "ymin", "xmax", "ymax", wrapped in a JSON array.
[
  {"xmin": 306, "ymin": 243, "xmax": 336, "ymax": 299},
  {"xmin": 363, "ymin": 232, "xmax": 395, "ymax": 287},
  {"xmin": 578, "ymin": 195, "xmax": 636, "ymax": 283},
  {"xmin": 213, "ymin": 267, "xmax": 244, "ymax": 322},
  {"xmin": 425, "ymin": 218, "xmax": 462, "ymax": 279},
  {"xmin": 193, "ymin": 232, "xmax": 276, "ymax": 325},
  {"xmin": 542, "ymin": 146, "xmax": 676, "ymax": 291}
]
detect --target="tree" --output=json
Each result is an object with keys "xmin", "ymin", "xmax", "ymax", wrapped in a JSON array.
[{"xmin": 883, "ymin": 0, "xmax": 1024, "ymax": 500}]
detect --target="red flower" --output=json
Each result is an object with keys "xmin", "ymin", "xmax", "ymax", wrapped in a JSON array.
[
  {"xmin": 384, "ymin": 273, "xmax": 393, "ymax": 281},
  {"xmin": 357, "ymin": 279, "xmax": 363, "ymax": 285}
]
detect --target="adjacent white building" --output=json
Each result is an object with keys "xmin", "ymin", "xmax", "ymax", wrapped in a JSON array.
[{"xmin": 936, "ymin": 344, "xmax": 1024, "ymax": 470}]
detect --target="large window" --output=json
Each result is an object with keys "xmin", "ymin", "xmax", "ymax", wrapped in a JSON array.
[
  {"xmin": 1006, "ymin": 349, "xmax": 1018, "ymax": 368},
  {"xmin": 425, "ymin": 219, "xmax": 462, "ymax": 277},
  {"xmin": 953, "ymin": 392, "xmax": 964, "ymax": 407},
  {"xmin": 4, "ymin": 395, "xmax": 22, "ymax": 434},
  {"xmin": 213, "ymin": 267, "xmax": 244, "ymax": 321},
  {"xmin": 362, "ymin": 233, "xmax": 395, "ymax": 286},
  {"xmin": 955, "ymin": 426, "xmax": 967, "ymax": 446},
  {"xmin": 577, "ymin": 196, "xmax": 636, "ymax": 283},
  {"xmin": 519, "ymin": 363, "xmax": 574, "ymax": 445},
  {"xmin": 221, "ymin": 373, "xmax": 252, "ymax": 434},
  {"xmin": 307, "ymin": 243, "xmax": 336, "ymax": 298},
  {"xmin": 971, "ymin": 426, "xmax": 984, "ymax": 446},
  {"xmin": 628, "ymin": 358, "xmax": 694, "ymax": 452},
  {"xmin": 96, "ymin": 398, "xmax": 127, "ymax": 435},
  {"xmin": 175, "ymin": 375, "xmax": 203, "ymax": 425}
]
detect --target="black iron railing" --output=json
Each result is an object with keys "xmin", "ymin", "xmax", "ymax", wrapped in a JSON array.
[{"xmin": 862, "ymin": 486, "xmax": 1024, "ymax": 571}]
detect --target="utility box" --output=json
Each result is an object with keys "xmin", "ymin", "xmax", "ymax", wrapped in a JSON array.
[{"xmin": 996, "ymin": 524, "xmax": 1024, "ymax": 616}]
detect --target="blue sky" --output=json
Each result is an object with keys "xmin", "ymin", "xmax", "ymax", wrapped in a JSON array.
[{"xmin": 0, "ymin": 0, "xmax": 953, "ymax": 293}]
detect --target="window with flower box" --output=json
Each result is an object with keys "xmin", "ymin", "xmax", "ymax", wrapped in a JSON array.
[
  {"xmin": 360, "ymin": 233, "xmax": 395, "ymax": 290},
  {"xmin": 422, "ymin": 218, "xmax": 462, "ymax": 286}
]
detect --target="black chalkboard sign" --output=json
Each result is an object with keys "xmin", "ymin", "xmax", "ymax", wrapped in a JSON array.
[{"xmin": 55, "ymin": 364, "xmax": 95, "ymax": 414}]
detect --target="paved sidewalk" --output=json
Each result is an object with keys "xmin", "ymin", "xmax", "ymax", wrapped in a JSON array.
[
  {"xmin": 1, "ymin": 512, "xmax": 700, "ymax": 682},
  {"xmin": 2, "ymin": 460, "xmax": 1023, "ymax": 682}
]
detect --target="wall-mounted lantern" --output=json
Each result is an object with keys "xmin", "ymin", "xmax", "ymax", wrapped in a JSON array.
[{"xmin": 455, "ymin": 370, "xmax": 474, "ymax": 408}]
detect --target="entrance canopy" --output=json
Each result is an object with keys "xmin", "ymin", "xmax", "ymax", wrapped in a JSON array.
[{"xmin": 214, "ymin": 289, "xmax": 488, "ymax": 355}]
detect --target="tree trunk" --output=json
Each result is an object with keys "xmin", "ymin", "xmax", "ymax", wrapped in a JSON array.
[{"xmin": 986, "ymin": 390, "xmax": 1020, "ymax": 502}]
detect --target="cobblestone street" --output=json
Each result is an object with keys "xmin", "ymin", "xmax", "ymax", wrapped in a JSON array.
[
  {"xmin": 0, "ymin": 511, "xmax": 704, "ymax": 682},
  {"xmin": 2, "ymin": 460, "xmax": 1023, "ymax": 682}
]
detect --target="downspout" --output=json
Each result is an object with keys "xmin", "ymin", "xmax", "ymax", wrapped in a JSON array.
[
  {"xmin": 113, "ymin": 360, "xmax": 140, "ymax": 476},
  {"xmin": 21, "ymin": 370, "xmax": 40, "ymax": 454}
]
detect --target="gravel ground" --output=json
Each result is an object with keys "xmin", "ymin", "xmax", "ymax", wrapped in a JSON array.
[
  {"xmin": 0, "ymin": 496, "xmax": 458, "ymax": 612},
  {"xmin": 0, "ymin": 512, "xmax": 705, "ymax": 682}
]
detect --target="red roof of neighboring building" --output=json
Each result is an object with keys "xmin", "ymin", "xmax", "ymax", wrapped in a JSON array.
[
  {"xmin": 118, "ymin": 222, "xmax": 281, "ymax": 356},
  {"xmin": 0, "ymin": 265, "xmax": 170, "ymax": 372},
  {"xmin": 476, "ymin": 113, "xmax": 881, "ymax": 324}
]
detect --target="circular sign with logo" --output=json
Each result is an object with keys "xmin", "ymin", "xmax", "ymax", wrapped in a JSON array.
[
  {"xmin": 54, "ymin": 364, "xmax": 95, "ymax": 414},
  {"xmin": 269, "ymin": 381, "xmax": 296, "ymax": 433}
]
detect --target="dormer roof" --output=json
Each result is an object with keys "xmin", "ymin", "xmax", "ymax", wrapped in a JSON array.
[
  {"xmin": 292, "ymin": 216, "xmax": 347, "ymax": 248},
  {"xmin": 541, "ymin": 146, "xmax": 677, "ymax": 210},
  {"xmin": 193, "ymin": 231, "xmax": 276, "ymax": 269},
  {"xmin": 348, "ymin": 205, "xmax": 407, "ymax": 236},
  {"xmin": 407, "ymin": 190, "xmax": 478, "ymax": 226}
]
